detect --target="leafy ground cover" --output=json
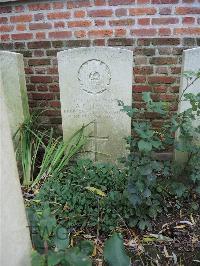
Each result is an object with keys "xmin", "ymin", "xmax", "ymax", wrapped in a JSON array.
[{"xmin": 17, "ymin": 71, "xmax": 200, "ymax": 265}]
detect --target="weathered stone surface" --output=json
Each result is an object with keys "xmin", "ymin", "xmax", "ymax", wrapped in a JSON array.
[
  {"xmin": 175, "ymin": 47, "xmax": 200, "ymax": 163},
  {"xmin": 0, "ymin": 51, "xmax": 29, "ymax": 137},
  {"xmin": 0, "ymin": 84, "xmax": 31, "ymax": 266},
  {"xmin": 58, "ymin": 47, "xmax": 133, "ymax": 163}
]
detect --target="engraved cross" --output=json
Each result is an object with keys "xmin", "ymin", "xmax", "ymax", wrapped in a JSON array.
[{"xmin": 89, "ymin": 120, "xmax": 109, "ymax": 161}]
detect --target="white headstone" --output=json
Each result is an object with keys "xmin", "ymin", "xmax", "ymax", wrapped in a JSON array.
[
  {"xmin": 58, "ymin": 47, "xmax": 133, "ymax": 163},
  {"xmin": 175, "ymin": 48, "xmax": 200, "ymax": 162},
  {"xmin": 0, "ymin": 82, "xmax": 31, "ymax": 266},
  {"xmin": 0, "ymin": 51, "xmax": 29, "ymax": 137}
]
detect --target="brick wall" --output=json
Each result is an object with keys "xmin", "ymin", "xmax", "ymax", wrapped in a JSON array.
[{"xmin": 0, "ymin": 0, "xmax": 200, "ymax": 129}]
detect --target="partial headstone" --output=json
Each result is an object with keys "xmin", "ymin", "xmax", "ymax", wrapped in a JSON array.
[
  {"xmin": 58, "ymin": 47, "xmax": 133, "ymax": 163},
  {"xmin": 175, "ymin": 47, "xmax": 200, "ymax": 163},
  {"xmin": 0, "ymin": 51, "xmax": 29, "ymax": 137},
  {"xmin": 0, "ymin": 83, "xmax": 31, "ymax": 266}
]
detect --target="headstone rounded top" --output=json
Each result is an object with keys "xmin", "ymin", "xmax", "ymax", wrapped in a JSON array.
[{"xmin": 57, "ymin": 47, "xmax": 133, "ymax": 59}]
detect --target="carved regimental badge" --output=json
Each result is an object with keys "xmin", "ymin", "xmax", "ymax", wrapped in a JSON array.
[{"xmin": 78, "ymin": 59, "xmax": 111, "ymax": 94}]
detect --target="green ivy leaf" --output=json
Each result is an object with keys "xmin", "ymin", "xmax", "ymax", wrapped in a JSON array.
[
  {"xmin": 54, "ymin": 227, "xmax": 69, "ymax": 251},
  {"xmin": 142, "ymin": 92, "xmax": 152, "ymax": 103},
  {"xmin": 138, "ymin": 140, "xmax": 152, "ymax": 152},
  {"xmin": 77, "ymin": 240, "xmax": 94, "ymax": 256},
  {"xmin": 64, "ymin": 247, "xmax": 92, "ymax": 266},
  {"xmin": 104, "ymin": 233, "xmax": 131, "ymax": 266},
  {"xmin": 48, "ymin": 251, "xmax": 62, "ymax": 266},
  {"xmin": 31, "ymin": 250, "xmax": 45, "ymax": 266}
]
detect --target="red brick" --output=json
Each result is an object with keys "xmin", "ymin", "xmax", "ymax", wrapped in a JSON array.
[
  {"xmin": 155, "ymin": 66, "xmax": 168, "ymax": 74},
  {"xmin": 108, "ymin": 38, "xmax": 134, "ymax": 46},
  {"xmin": 152, "ymin": 38, "xmax": 180, "ymax": 45},
  {"xmin": 88, "ymin": 9, "xmax": 113, "ymax": 17},
  {"xmin": 174, "ymin": 28, "xmax": 200, "ymax": 35},
  {"xmin": 137, "ymin": 38, "xmax": 151, "ymax": 46},
  {"xmin": 34, "ymin": 13, "xmax": 44, "ymax": 21},
  {"xmin": 36, "ymin": 32, "xmax": 46, "ymax": 39},
  {"xmin": 129, "ymin": 8, "xmax": 156, "ymax": 15},
  {"xmin": 28, "ymin": 41, "xmax": 51, "ymax": 49},
  {"xmin": 152, "ymin": 0, "xmax": 178, "ymax": 3},
  {"xmin": 74, "ymin": 10, "xmax": 85, "ymax": 18},
  {"xmin": 134, "ymin": 66, "xmax": 153, "ymax": 74},
  {"xmin": 27, "ymin": 84, "xmax": 36, "ymax": 92},
  {"xmin": 25, "ymin": 67, "xmax": 34, "ymax": 75},
  {"xmin": 33, "ymin": 68, "xmax": 45, "ymax": 75},
  {"xmin": 44, "ymin": 110, "xmax": 61, "ymax": 116},
  {"xmin": 16, "ymin": 24, "xmax": 26, "ymax": 31},
  {"xmin": 33, "ymin": 50, "xmax": 45, "ymax": 57},
  {"xmin": 171, "ymin": 67, "xmax": 181, "ymax": 74},
  {"xmin": 12, "ymin": 33, "xmax": 33, "ymax": 40},
  {"xmin": 0, "ymin": 25, "xmax": 14, "ymax": 32},
  {"xmin": 138, "ymin": 18, "xmax": 150, "ymax": 25},
  {"xmin": 28, "ymin": 59, "xmax": 51, "ymax": 66},
  {"xmin": 93, "ymin": 39, "xmax": 105, "ymax": 46},
  {"xmin": 68, "ymin": 20, "xmax": 92, "ymax": 27},
  {"xmin": 176, "ymin": 7, "xmax": 200, "ymax": 15},
  {"xmin": 170, "ymin": 86, "xmax": 179, "ymax": 93},
  {"xmin": 15, "ymin": 5, "xmax": 25, "ymax": 12},
  {"xmin": 14, "ymin": 42, "xmax": 26, "ymax": 49},
  {"xmin": 0, "ymin": 6, "xmax": 12, "ymax": 13},
  {"xmin": 137, "ymin": 0, "xmax": 150, "ymax": 3},
  {"xmin": 148, "ymin": 76, "xmax": 176, "ymax": 84},
  {"xmin": 74, "ymin": 30, "xmax": 86, "ymax": 38},
  {"xmin": 131, "ymin": 28, "xmax": 157, "ymax": 36},
  {"xmin": 134, "ymin": 56, "xmax": 148, "ymax": 64},
  {"xmin": 32, "ymin": 93, "xmax": 54, "ymax": 100},
  {"xmin": 54, "ymin": 21, "xmax": 65, "ymax": 28},
  {"xmin": 150, "ymin": 57, "xmax": 177, "ymax": 65},
  {"xmin": 52, "ymin": 2, "xmax": 64, "ymax": 9},
  {"xmin": 49, "ymin": 101, "xmax": 61, "ymax": 108},
  {"xmin": 109, "ymin": 19, "xmax": 134, "ymax": 26},
  {"xmin": 49, "ymin": 31, "xmax": 72, "ymax": 39},
  {"xmin": 37, "ymin": 85, "xmax": 48, "ymax": 91},
  {"xmin": 67, "ymin": 0, "xmax": 91, "ymax": 9},
  {"xmin": 135, "ymin": 48, "xmax": 155, "ymax": 56},
  {"xmin": 0, "ymin": 17, "xmax": 8, "ymax": 24},
  {"xmin": 109, "ymin": 0, "xmax": 135, "ymax": 5},
  {"xmin": 88, "ymin": 30, "xmax": 113, "ymax": 37},
  {"xmin": 29, "ymin": 23, "xmax": 52, "ymax": 30},
  {"xmin": 94, "ymin": 0, "xmax": 106, "ymax": 5},
  {"xmin": 47, "ymin": 12, "xmax": 71, "ymax": 20},
  {"xmin": 1, "ymin": 34, "xmax": 10, "ymax": 41},
  {"xmin": 115, "ymin": 8, "xmax": 127, "ymax": 17},
  {"xmin": 94, "ymin": 20, "xmax": 106, "ymax": 26},
  {"xmin": 133, "ymin": 85, "xmax": 151, "ymax": 92},
  {"xmin": 30, "ymin": 76, "xmax": 53, "ymax": 83},
  {"xmin": 28, "ymin": 3, "xmax": 51, "ymax": 11},
  {"xmin": 159, "ymin": 94, "xmax": 177, "ymax": 101},
  {"xmin": 135, "ymin": 76, "xmax": 146, "ymax": 83},
  {"xmin": 153, "ymin": 86, "xmax": 168, "ymax": 92},
  {"xmin": 47, "ymin": 67, "xmax": 58, "ymax": 74},
  {"xmin": 152, "ymin": 17, "xmax": 178, "ymax": 25},
  {"xmin": 172, "ymin": 47, "xmax": 184, "ymax": 55},
  {"xmin": 10, "ymin": 15, "xmax": 32, "ymax": 23},
  {"xmin": 182, "ymin": 17, "xmax": 195, "ymax": 24},
  {"xmin": 49, "ymin": 84, "xmax": 59, "ymax": 92},
  {"xmin": 159, "ymin": 28, "xmax": 171, "ymax": 36},
  {"xmin": 159, "ymin": 7, "xmax": 171, "ymax": 15},
  {"xmin": 115, "ymin": 29, "xmax": 126, "ymax": 37}
]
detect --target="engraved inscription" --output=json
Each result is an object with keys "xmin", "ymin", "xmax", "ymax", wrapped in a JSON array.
[{"xmin": 78, "ymin": 59, "xmax": 111, "ymax": 94}]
